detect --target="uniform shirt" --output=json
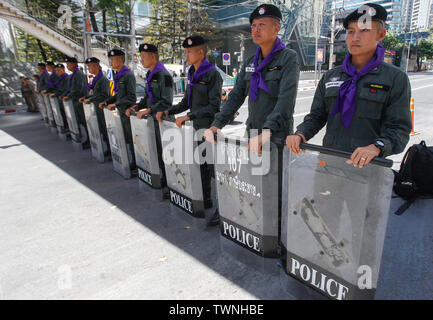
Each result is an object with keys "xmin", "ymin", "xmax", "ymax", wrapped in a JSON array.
[
  {"xmin": 48, "ymin": 72, "xmax": 59, "ymax": 89},
  {"xmin": 48, "ymin": 76, "xmax": 69, "ymax": 97},
  {"xmin": 169, "ymin": 68, "xmax": 222, "ymax": 130},
  {"xmin": 86, "ymin": 75, "xmax": 110, "ymax": 107},
  {"xmin": 212, "ymin": 48, "xmax": 300, "ymax": 142},
  {"xmin": 21, "ymin": 81, "xmax": 34, "ymax": 94},
  {"xmin": 37, "ymin": 72, "xmax": 50, "ymax": 92},
  {"xmin": 296, "ymin": 62, "xmax": 412, "ymax": 157},
  {"xmin": 137, "ymin": 69, "xmax": 173, "ymax": 114},
  {"xmin": 106, "ymin": 71, "xmax": 136, "ymax": 111},
  {"xmin": 67, "ymin": 70, "xmax": 88, "ymax": 102}
]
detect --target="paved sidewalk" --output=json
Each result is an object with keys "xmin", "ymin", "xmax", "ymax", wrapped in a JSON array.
[{"xmin": 0, "ymin": 113, "xmax": 432, "ymax": 299}]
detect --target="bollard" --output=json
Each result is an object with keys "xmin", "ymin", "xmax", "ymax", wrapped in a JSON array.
[{"xmin": 410, "ymin": 97, "xmax": 420, "ymax": 136}]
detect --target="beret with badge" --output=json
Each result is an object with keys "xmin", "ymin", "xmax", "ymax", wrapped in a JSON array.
[
  {"xmin": 85, "ymin": 57, "xmax": 100, "ymax": 64},
  {"xmin": 55, "ymin": 63, "xmax": 65, "ymax": 68},
  {"xmin": 65, "ymin": 56, "xmax": 78, "ymax": 63},
  {"xmin": 46, "ymin": 61, "xmax": 55, "ymax": 66},
  {"xmin": 37, "ymin": 62, "xmax": 46, "ymax": 67},
  {"xmin": 343, "ymin": 3, "xmax": 387, "ymax": 29},
  {"xmin": 182, "ymin": 35, "xmax": 207, "ymax": 48},
  {"xmin": 139, "ymin": 43, "xmax": 158, "ymax": 53},
  {"xmin": 108, "ymin": 49, "xmax": 125, "ymax": 57},
  {"xmin": 249, "ymin": 4, "xmax": 282, "ymax": 24}
]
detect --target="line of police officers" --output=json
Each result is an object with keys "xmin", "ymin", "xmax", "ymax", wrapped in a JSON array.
[{"xmin": 36, "ymin": 3, "xmax": 411, "ymax": 227}]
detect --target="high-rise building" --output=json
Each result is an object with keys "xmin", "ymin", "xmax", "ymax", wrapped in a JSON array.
[
  {"xmin": 326, "ymin": 0, "xmax": 404, "ymax": 34},
  {"xmin": 409, "ymin": 0, "xmax": 433, "ymax": 31}
]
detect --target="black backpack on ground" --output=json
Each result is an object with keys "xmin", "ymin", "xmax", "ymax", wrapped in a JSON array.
[{"xmin": 393, "ymin": 141, "xmax": 433, "ymax": 215}]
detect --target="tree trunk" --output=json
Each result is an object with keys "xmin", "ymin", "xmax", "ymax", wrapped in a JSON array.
[
  {"xmin": 102, "ymin": 9, "xmax": 107, "ymax": 33},
  {"xmin": 25, "ymin": 34, "xmax": 29, "ymax": 62},
  {"xmin": 37, "ymin": 39, "xmax": 47, "ymax": 61}
]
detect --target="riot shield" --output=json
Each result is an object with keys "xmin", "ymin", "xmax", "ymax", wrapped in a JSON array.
[
  {"xmin": 104, "ymin": 107, "xmax": 133, "ymax": 179},
  {"xmin": 36, "ymin": 93, "xmax": 48, "ymax": 125},
  {"xmin": 159, "ymin": 119, "xmax": 212, "ymax": 227},
  {"xmin": 63, "ymin": 99, "xmax": 85, "ymax": 149},
  {"xmin": 83, "ymin": 102, "xmax": 109, "ymax": 163},
  {"xmin": 130, "ymin": 113, "xmax": 163, "ymax": 190},
  {"xmin": 280, "ymin": 143, "xmax": 394, "ymax": 300},
  {"xmin": 43, "ymin": 94, "xmax": 57, "ymax": 133},
  {"xmin": 214, "ymin": 135, "xmax": 280, "ymax": 273},
  {"xmin": 49, "ymin": 96, "xmax": 68, "ymax": 140}
]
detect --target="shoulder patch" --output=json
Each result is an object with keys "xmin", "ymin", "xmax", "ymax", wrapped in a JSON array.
[
  {"xmin": 364, "ymin": 83, "xmax": 390, "ymax": 91},
  {"xmin": 267, "ymin": 66, "xmax": 282, "ymax": 71},
  {"xmin": 164, "ymin": 75, "xmax": 173, "ymax": 88}
]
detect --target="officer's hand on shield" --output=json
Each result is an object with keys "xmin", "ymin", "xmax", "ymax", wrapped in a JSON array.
[
  {"xmin": 204, "ymin": 126, "xmax": 223, "ymax": 144},
  {"xmin": 49, "ymin": 93, "xmax": 55, "ymax": 98},
  {"xmin": 83, "ymin": 99, "xmax": 91, "ymax": 104},
  {"xmin": 137, "ymin": 108, "xmax": 151, "ymax": 120},
  {"xmin": 98, "ymin": 102, "xmax": 106, "ymax": 110},
  {"xmin": 41, "ymin": 90, "xmax": 47, "ymax": 95},
  {"xmin": 156, "ymin": 110, "xmax": 169, "ymax": 123},
  {"xmin": 63, "ymin": 96, "xmax": 70, "ymax": 101},
  {"xmin": 175, "ymin": 115, "xmax": 190, "ymax": 128},
  {"xmin": 347, "ymin": 144, "xmax": 381, "ymax": 168},
  {"xmin": 248, "ymin": 130, "xmax": 272, "ymax": 155},
  {"xmin": 286, "ymin": 132, "xmax": 306, "ymax": 155},
  {"xmin": 107, "ymin": 104, "xmax": 116, "ymax": 111},
  {"xmin": 78, "ymin": 97, "xmax": 85, "ymax": 103}
]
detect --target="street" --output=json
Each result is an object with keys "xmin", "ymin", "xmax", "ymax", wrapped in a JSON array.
[{"xmin": 0, "ymin": 72, "xmax": 432, "ymax": 300}]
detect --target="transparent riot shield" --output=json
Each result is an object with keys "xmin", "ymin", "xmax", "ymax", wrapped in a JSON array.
[
  {"xmin": 214, "ymin": 135, "xmax": 279, "ymax": 273},
  {"xmin": 130, "ymin": 113, "xmax": 163, "ymax": 190},
  {"xmin": 83, "ymin": 102, "xmax": 108, "ymax": 163},
  {"xmin": 36, "ymin": 93, "xmax": 48, "ymax": 125},
  {"xmin": 160, "ymin": 119, "xmax": 211, "ymax": 227},
  {"xmin": 49, "ymin": 96, "xmax": 68, "ymax": 140},
  {"xmin": 43, "ymin": 94, "xmax": 57, "ymax": 133},
  {"xmin": 104, "ymin": 107, "xmax": 133, "ymax": 179},
  {"xmin": 280, "ymin": 143, "xmax": 394, "ymax": 300},
  {"xmin": 63, "ymin": 99, "xmax": 87, "ymax": 149}
]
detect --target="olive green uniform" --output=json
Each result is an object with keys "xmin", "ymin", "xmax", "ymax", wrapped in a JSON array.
[
  {"xmin": 212, "ymin": 48, "xmax": 300, "ymax": 144},
  {"xmin": 86, "ymin": 73, "xmax": 111, "ymax": 145},
  {"xmin": 296, "ymin": 62, "xmax": 412, "ymax": 157},
  {"xmin": 105, "ymin": 70, "xmax": 137, "ymax": 164},
  {"xmin": 67, "ymin": 69, "xmax": 88, "ymax": 134},
  {"xmin": 47, "ymin": 75, "xmax": 70, "ymax": 128},
  {"xmin": 37, "ymin": 72, "xmax": 50, "ymax": 92},
  {"xmin": 137, "ymin": 68, "xmax": 174, "ymax": 184}
]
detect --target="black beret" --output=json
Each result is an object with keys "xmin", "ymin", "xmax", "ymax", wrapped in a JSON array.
[
  {"xmin": 85, "ymin": 57, "xmax": 100, "ymax": 64},
  {"xmin": 37, "ymin": 63, "xmax": 46, "ymax": 67},
  {"xmin": 139, "ymin": 43, "xmax": 158, "ymax": 53},
  {"xmin": 343, "ymin": 3, "xmax": 387, "ymax": 29},
  {"xmin": 182, "ymin": 36, "xmax": 207, "ymax": 48},
  {"xmin": 249, "ymin": 4, "xmax": 282, "ymax": 24},
  {"xmin": 65, "ymin": 56, "xmax": 78, "ymax": 63},
  {"xmin": 46, "ymin": 61, "xmax": 55, "ymax": 66},
  {"xmin": 108, "ymin": 49, "xmax": 125, "ymax": 57},
  {"xmin": 55, "ymin": 63, "xmax": 65, "ymax": 68}
]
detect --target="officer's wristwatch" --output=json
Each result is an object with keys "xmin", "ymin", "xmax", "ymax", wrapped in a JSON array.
[{"xmin": 374, "ymin": 139, "xmax": 385, "ymax": 155}]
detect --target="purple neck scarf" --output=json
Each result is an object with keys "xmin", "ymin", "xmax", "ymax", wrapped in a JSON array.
[
  {"xmin": 68, "ymin": 65, "xmax": 79, "ymax": 89},
  {"xmin": 249, "ymin": 37, "xmax": 286, "ymax": 101},
  {"xmin": 330, "ymin": 43, "xmax": 386, "ymax": 130},
  {"xmin": 87, "ymin": 69, "xmax": 103, "ymax": 91},
  {"xmin": 47, "ymin": 70, "xmax": 57, "ymax": 87},
  {"xmin": 187, "ymin": 58, "xmax": 215, "ymax": 106},
  {"xmin": 146, "ymin": 62, "xmax": 166, "ymax": 103},
  {"xmin": 113, "ymin": 65, "xmax": 132, "ymax": 94},
  {"xmin": 38, "ymin": 70, "xmax": 48, "ymax": 83},
  {"xmin": 53, "ymin": 73, "xmax": 68, "ymax": 87}
]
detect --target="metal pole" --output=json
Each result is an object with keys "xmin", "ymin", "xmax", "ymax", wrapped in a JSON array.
[
  {"xmin": 406, "ymin": 33, "xmax": 412, "ymax": 73},
  {"xmin": 314, "ymin": 9, "xmax": 319, "ymax": 86},
  {"xmin": 130, "ymin": 0, "xmax": 136, "ymax": 73},
  {"xmin": 329, "ymin": 0, "xmax": 336, "ymax": 70}
]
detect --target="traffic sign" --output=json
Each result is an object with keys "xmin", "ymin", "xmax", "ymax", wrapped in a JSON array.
[{"xmin": 223, "ymin": 53, "xmax": 231, "ymax": 66}]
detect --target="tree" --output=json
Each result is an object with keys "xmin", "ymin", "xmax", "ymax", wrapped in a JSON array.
[
  {"xmin": 416, "ymin": 39, "xmax": 433, "ymax": 71},
  {"xmin": 382, "ymin": 32, "xmax": 401, "ymax": 51}
]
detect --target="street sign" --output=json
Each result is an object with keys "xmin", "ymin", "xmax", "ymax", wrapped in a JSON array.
[{"xmin": 223, "ymin": 53, "xmax": 231, "ymax": 66}]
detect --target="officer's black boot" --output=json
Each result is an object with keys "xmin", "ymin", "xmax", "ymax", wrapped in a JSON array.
[{"xmin": 208, "ymin": 208, "xmax": 220, "ymax": 226}]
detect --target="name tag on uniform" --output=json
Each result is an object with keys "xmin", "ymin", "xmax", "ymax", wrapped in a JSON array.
[
  {"xmin": 246, "ymin": 67, "xmax": 255, "ymax": 73},
  {"xmin": 325, "ymin": 81, "xmax": 344, "ymax": 89}
]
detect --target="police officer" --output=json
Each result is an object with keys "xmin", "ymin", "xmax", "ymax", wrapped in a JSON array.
[
  {"xmin": 205, "ymin": 4, "xmax": 300, "ymax": 152},
  {"xmin": 43, "ymin": 61, "xmax": 59, "ymax": 94},
  {"xmin": 125, "ymin": 43, "xmax": 173, "ymax": 198},
  {"xmin": 62, "ymin": 56, "xmax": 89, "ymax": 147},
  {"xmin": 286, "ymin": 3, "xmax": 412, "ymax": 168},
  {"xmin": 79, "ymin": 57, "xmax": 111, "ymax": 153},
  {"xmin": 36, "ymin": 62, "xmax": 50, "ymax": 93},
  {"xmin": 99, "ymin": 49, "xmax": 137, "ymax": 169},
  {"xmin": 47, "ymin": 63, "xmax": 70, "ymax": 129},
  {"xmin": 156, "ymin": 35, "xmax": 223, "ymax": 225}
]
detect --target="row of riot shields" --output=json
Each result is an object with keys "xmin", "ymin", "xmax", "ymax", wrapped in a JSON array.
[{"xmin": 34, "ymin": 98, "xmax": 395, "ymax": 299}]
